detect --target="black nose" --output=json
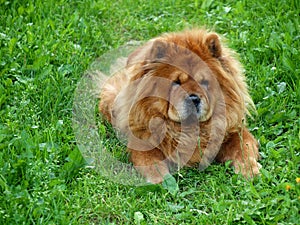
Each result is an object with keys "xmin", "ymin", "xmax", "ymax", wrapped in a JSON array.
[{"xmin": 188, "ymin": 94, "xmax": 201, "ymax": 108}]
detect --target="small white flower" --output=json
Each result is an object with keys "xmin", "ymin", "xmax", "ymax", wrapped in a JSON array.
[{"xmin": 73, "ymin": 44, "xmax": 81, "ymax": 50}]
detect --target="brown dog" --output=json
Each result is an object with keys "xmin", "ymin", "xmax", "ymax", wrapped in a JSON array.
[{"xmin": 99, "ymin": 29, "xmax": 261, "ymax": 183}]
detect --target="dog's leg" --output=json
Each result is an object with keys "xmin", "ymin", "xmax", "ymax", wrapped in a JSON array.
[
  {"xmin": 129, "ymin": 148, "xmax": 169, "ymax": 184},
  {"xmin": 216, "ymin": 129, "xmax": 261, "ymax": 178}
]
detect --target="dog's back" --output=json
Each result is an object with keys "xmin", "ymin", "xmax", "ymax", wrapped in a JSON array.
[{"xmin": 99, "ymin": 70, "xmax": 130, "ymax": 122}]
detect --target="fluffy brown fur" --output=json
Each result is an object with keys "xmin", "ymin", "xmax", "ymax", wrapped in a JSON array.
[{"xmin": 99, "ymin": 29, "xmax": 261, "ymax": 183}]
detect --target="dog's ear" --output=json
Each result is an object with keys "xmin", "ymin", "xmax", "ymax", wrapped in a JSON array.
[
  {"xmin": 149, "ymin": 40, "xmax": 168, "ymax": 60},
  {"xmin": 127, "ymin": 40, "xmax": 168, "ymax": 65},
  {"xmin": 206, "ymin": 33, "xmax": 222, "ymax": 58}
]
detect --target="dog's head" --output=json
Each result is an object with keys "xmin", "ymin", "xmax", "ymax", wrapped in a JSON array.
[{"xmin": 126, "ymin": 38, "xmax": 221, "ymax": 125}]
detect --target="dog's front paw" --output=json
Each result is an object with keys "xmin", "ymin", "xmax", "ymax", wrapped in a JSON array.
[
  {"xmin": 145, "ymin": 174, "xmax": 166, "ymax": 184},
  {"xmin": 233, "ymin": 157, "xmax": 262, "ymax": 178}
]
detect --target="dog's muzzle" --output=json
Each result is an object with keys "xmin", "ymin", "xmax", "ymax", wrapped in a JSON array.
[{"xmin": 186, "ymin": 94, "xmax": 201, "ymax": 112}]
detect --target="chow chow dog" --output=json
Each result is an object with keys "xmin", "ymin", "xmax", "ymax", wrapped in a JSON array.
[{"xmin": 99, "ymin": 29, "xmax": 261, "ymax": 183}]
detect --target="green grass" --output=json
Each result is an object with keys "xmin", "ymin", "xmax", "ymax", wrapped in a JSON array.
[{"xmin": 0, "ymin": 0, "xmax": 299, "ymax": 224}]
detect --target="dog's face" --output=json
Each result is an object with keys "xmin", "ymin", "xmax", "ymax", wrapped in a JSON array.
[
  {"xmin": 167, "ymin": 69, "xmax": 213, "ymax": 123},
  {"xmin": 128, "ymin": 40, "xmax": 218, "ymax": 125}
]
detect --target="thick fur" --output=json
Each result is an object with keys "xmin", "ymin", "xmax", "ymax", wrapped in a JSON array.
[{"xmin": 99, "ymin": 29, "xmax": 261, "ymax": 183}]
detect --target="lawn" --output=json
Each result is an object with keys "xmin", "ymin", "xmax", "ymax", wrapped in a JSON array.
[{"xmin": 0, "ymin": 0, "xmax": 299, "ymax": 224}]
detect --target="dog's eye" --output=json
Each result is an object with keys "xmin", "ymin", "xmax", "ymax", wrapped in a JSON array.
[
  {"xmin": 172, "ymin": 79, "xmax": 181, "ymax": 86},
  {"xmin": 200, "ymin": 80, "xmax": 209, "ymax": 88}
]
